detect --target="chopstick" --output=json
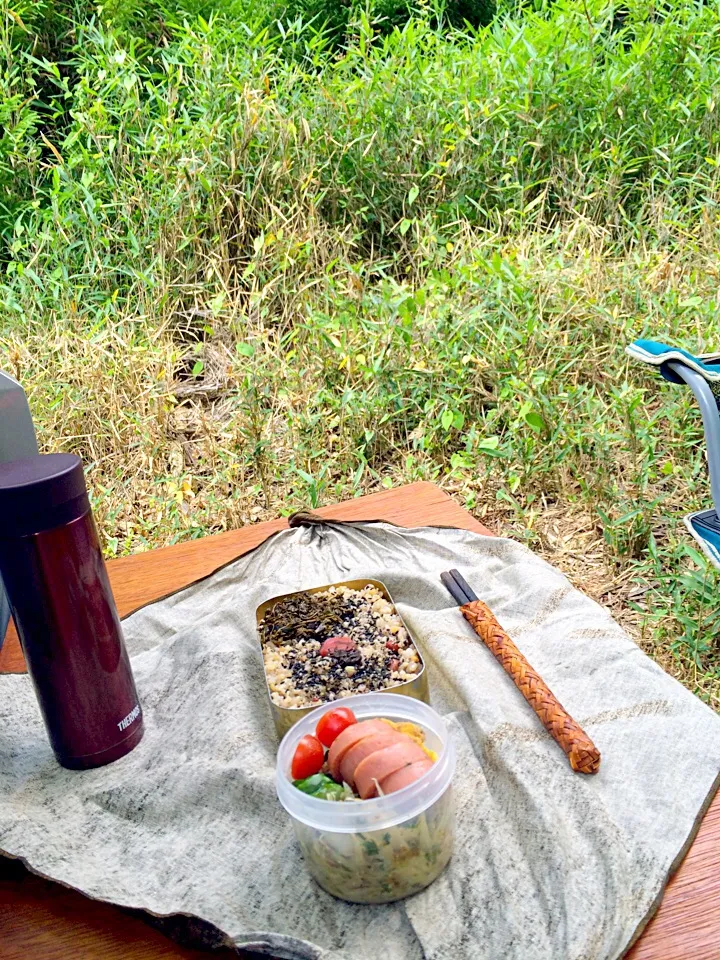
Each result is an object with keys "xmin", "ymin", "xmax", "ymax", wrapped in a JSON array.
[
  {"xmin": 441, "ymin": 569, "xmax": 601, "ymax": 775},
  {"xmin": 440, "ymin": 570, "xmax": 474, "ymax": 606}
]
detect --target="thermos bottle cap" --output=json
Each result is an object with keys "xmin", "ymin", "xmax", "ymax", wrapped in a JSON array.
[{"xmin": 0, "ymin": 453, "xmax": 89, "ymax": 538}]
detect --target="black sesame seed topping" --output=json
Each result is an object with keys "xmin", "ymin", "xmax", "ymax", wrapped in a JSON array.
[{"xmin": 260, "ymin": 586, "xmax": 420, "ymax": 706}]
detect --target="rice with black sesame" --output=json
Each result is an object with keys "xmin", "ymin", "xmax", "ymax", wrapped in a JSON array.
[{"xmin": 259, "ymin": 584, "xmax": 422, "ymax": 708}]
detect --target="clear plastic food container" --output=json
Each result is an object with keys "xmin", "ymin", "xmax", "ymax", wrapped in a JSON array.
[{"xmin": 276, "ymin": 693, "xmax": 456, "ymax": 903}]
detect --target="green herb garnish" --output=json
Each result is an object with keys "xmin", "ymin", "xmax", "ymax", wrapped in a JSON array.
[{"xmin": 293, "ymin": 773, "xmax": 347, "ymax": 801}]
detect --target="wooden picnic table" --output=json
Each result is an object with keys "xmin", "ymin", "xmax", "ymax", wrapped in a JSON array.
[{"xmin": 0, "ymin": 481, "xmax": 718, "ymax": 960}]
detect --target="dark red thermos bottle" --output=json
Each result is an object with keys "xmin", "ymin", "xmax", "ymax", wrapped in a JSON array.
[{"xmin": 0, "ymin": 454, "xmax": 143, "ymax": 769}]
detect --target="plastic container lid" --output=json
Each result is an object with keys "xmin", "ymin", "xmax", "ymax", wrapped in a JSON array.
[
  {"xmin": 276, "ymin": 693, "xmax": 456, "ymax": 833},
  {"xmin": 0, "ymin": 454, "xmax": 89, "ymax": 538}
]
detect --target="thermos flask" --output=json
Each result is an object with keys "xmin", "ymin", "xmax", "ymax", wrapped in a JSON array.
[{"xmin": 0, "ymin": 453, "xmax": 143, "ymax": 769}]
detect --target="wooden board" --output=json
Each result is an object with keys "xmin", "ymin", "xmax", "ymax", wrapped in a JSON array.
[{"xmin": 1, "ymin": 481, "xmax": 718, "ymax": 960}]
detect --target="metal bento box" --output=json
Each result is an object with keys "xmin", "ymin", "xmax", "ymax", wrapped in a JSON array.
[{"xmin": 256, "ymin": 579, "xmax": 429, "ymax": 738}]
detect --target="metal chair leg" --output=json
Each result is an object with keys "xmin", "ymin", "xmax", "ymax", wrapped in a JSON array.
[{"xmin": 667, "ymin": 361, "xmax": 720, "ymax": 520}]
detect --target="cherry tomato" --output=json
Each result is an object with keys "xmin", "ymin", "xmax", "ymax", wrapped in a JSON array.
[
  {"xmin": 315, "ymin": 707, "xmax": 357, "ymax": 747},
  {"xmin": 291, "ymin": 734, "xmax": 324, "ymax": 780}
]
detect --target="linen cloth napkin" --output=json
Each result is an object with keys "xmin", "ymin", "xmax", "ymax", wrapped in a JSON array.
[{"xmin": 1, "ymin": 520, "xmax": 719, "ymax": 960}]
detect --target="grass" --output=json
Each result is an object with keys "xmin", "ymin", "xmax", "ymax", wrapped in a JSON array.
[{"xmin": 2, "ymin": 0, "xmax": 720, "ymax": 707}]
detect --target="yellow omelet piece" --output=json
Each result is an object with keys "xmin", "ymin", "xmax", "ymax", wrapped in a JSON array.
[{"xmin": 381, "ymin": 719, "xmax": 437, "ymax": 761}]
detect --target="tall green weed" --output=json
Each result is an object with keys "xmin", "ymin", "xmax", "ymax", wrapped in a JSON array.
[{"xmin": 5, "ymin": 2, "xmax": 720, "ymax": 304}]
